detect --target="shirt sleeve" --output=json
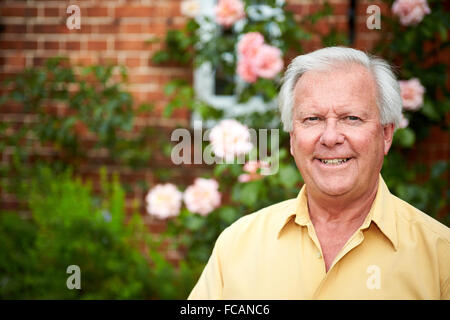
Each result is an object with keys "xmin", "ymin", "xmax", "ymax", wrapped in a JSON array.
[{"xmin": 187, "ymin": 229, "xmax": 229, "ymax": 300}]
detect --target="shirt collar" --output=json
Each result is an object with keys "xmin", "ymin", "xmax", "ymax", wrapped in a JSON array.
[
  {"xmin": 276, "ymin": 184, "xmax": 309, "ymax": 239},
  {"xmin": 276, "ymin": 175, "xmax": 398, "ymax": 251},
  {"xmin": 364, "ymin": 175, "xmax": 398, "ymax": 250}
]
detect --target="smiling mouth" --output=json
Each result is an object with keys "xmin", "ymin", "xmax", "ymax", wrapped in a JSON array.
[{"xmin": 317, "ymin": 158, "xmax": 352, "ymax": 165}]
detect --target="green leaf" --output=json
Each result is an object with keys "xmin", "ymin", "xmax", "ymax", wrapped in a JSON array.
[
  {"xmin": 218, "ymin": 206, "xmax": 239, "ymax": 224},
  {"xmin": 238, "ymin": 180, "xmax": 261, "ymax": 207},
  {"xmin": 394, "ymin": 128, "xmax": 415, "ymax": 148},
  {"xmin": 214, "ymin": 163, "xmax": 229, "ymax": 177},
  {"xmin": 151, "ymin": 51, "xmax": 170, "ymax": 64},
  {"xmin": 164, "ymin": 81, "xmax": 179, "ymax": 96},
  {"xmin": 438, "ymin": 24, "xmax": 448, "ymax": 42},
  {"xmin": 137, "ymin": 103, "xmax": 154, "ymax": 113},
  {"xmin": 420, "ymin": 100, "xmax": 440, "ymax": 121},
  {"xmin": 431, "ymin": 161, "xmax": 447, "ymax": 179},
  {"xmin": 278, "ymin": 165, "xmax": 301, "ymax": 189},
  {"xmin": 184, "ymin": 214, "xmax": 206, "ymax": 231}
]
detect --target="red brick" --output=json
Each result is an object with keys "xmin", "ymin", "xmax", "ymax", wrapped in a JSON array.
[
  {"xmin": 0, "ymin": 6, "xmax": 38, "ymax": 17},
  {"xmin": 3, "ymin": 24, "xmax": 27, "ymax": 33},
  {"xmin": 44, "ymin": 41, "xmax": 60, "ymax": 50},
  {"xmin": 44, "ymin": 7, "xmax": 61, "ymax": 17},
  {"xmin": 97, "ymin": 24, "xmax": 120, "ymax": 34},
  {"xmin": 121, "ymin": 24, "xmax": 143, "ymax": 33},
  {"xmin": 0, "ymin": 41, "xmax": 37, "ymax": 50},
  {"xmin": 129, "ymin": 74, "xmax": 155, "ymax": 83},
  {"xmin": 3, "ymin": 55, "xmax": 27, "ymax": 68},
  {"xmin": 69, "ymin": 55, "xmax": 95, "ymax": 66},
  {"xmin": 87, "ymin": 41, "xmax": 107, "ymax": 51},
  {"xmin": 114, "ymin": 40, "xmax": 147, "ymax": 51},
  {"xmin": 332, "ymin": 2, "xmax": 349, "ymax": 16},
  {"xmin": 114, "ymin": 6, "xmax": 155, "ymax": 18},
  {"xmin": 98, "ymin": 56, "xmax": 118, "ymax": 65},
  {"xmin": 86, "ymin": 7, "xmax": 109, "ymax": 17},
  {"xmin": 125, "ymin": 57, "xmax": 142, "ymax": 67},
  {"xmin": 33, "ymin": 24, "xmax": 93, "ymax": 34},
  {"xmin": 65, "ymin": 41, "xmax": 81, "ymax": 50},
  {"xmin": 32, "ymin": 24, "xmax": 67, "ymax": 34}
]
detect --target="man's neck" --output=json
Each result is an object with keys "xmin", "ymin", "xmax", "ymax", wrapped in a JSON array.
[{"xmin": 306, "ymin": 179, "xmax": 379, "ymax": 227}]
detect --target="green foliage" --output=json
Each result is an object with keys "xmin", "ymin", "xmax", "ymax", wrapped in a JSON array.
[
  {"xmin": 0, "ymin": 59, "xmax": 148, "ymax": 159},
  {"xmin": 0, "ymin": 57, "xmax": 154, "ymax": 196},
  {"xmin": 0, "ymin": 165, "xmax": 194, "ymax": 299},
  {"xmin": 375, "ymin": 0, "xmax": 449, "ymax": 218},
  {"xmin": 376, "ymin": 0, "xmax": 450, "ymax": 130}
]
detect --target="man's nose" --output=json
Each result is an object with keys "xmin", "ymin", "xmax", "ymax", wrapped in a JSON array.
[{"xmin": 319, "ymin": 119, "xmax": 345, "ymax": 147}]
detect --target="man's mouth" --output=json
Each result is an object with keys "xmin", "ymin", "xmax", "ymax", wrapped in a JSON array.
[{"xmin": 317, "ymin": 158, "xmax": 352, "ymax": 165}]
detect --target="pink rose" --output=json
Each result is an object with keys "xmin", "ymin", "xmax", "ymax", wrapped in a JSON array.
[
  {"xmin": 236, "ymin": 32, "xmax": 284, "ymax": 83},
  {"xmin": 145, "ymin": 183, "xmax": 182, "ymax": 219},
  {"xmin": 215, "ymin": 0, "xmax": 245, "ymax": 28},
  {"xmin": 238, "ymin": 173, "xmax": 252, "ymax": 183},
  {"xmin": 209, "ymin": 119, "xmax": 253, "ymax": 161},
  {"xmin": 243, "ymin": 160, "xmax": 260, "ymax": 174},
  {"xmin": 237, "ymin": 32, "xmax": 265, "ymax": 59},
  {"xmin": 183, "ymin": 178, "xmax": 221, "ymax": 216},
  {"xmin": 237, "ymin": 58, "xmax": 258, "ymax": 83},
  {"xmin": 238, "ymin": 160, "xmax": 270, "ymax": 183},
  {"xmin": 392, "ymin": 0, "xmax": 431, "ymax": 26},
  {"xmin": 399, "ymin": 78, "xmax": 425, "ymax": 111},
  {"xmin": 399, "ymin": 114, "xmax": 409, "ymax": 129},
  {"xmin": 253, "ymin": 44, "xmax": 284, "ymax": 79},
  {"xmin": 180, "ymin": 0, "xmax": 200, "ymax": 18}
]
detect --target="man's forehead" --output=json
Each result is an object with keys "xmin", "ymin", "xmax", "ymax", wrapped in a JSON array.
[
  {"xmin": 292, "ymin": 64, "xmax": 377, "ymax": 108},
  {"xmin": 294, "ymin": 63, "xmax": 374, "ymax": 91}
]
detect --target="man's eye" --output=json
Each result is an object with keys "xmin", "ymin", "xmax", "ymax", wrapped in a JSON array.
[
  {"xmin": 346, "ymin": 116, "xmax": 361, "ymax": 121},
  {"xmin": 305, "ymin": 117, "xmax": 320, "ymax": 122}
]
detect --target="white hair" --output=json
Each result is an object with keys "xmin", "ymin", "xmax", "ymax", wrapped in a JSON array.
[{"xmin": 278, "ymin": 46, "xmax": 402, "ymax": 132}]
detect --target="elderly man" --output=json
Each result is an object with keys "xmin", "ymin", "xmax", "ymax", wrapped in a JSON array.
[{"xmin": 188, "ymin": 47, "xmax": 450, "ymax": 299}]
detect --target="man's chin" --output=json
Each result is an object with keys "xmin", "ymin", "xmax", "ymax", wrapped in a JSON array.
[{"xmin": 311, "ymin": 178, "xmax": 356, "ymax": 198}]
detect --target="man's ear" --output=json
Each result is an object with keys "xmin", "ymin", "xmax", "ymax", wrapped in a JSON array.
[{"xmin": 383, "ymin": 123, "xmax": 395, "ymax": 155}]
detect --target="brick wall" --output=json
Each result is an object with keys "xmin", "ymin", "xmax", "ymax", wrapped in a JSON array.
[{"xmin": 0, "ymin": 0, "xmax": 448, "ymax": 225}]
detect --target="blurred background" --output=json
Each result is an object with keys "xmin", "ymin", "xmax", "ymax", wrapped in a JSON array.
[{"xmin": 0, "ymin": 0, "xmax": 448, "ymax": 299}]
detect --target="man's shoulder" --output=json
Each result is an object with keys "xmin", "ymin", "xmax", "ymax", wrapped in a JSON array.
[
  {"xmin": 217, "ymin": 198, "xmax": 298, "ymax": 246},
  {"xmin": 391, "ymin": 193, "xmax": 450, "ymax": 244}
]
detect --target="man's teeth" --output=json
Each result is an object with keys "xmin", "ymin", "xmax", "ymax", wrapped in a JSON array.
[{"xmin": 319, "ymin": 158, "xmax": 350, "ymax": 165}]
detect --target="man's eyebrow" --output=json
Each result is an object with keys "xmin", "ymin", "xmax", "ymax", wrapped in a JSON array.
[
  {"xmin": 338, "ymin": 108, "xmax": 371, "ymax": 118},
  {"xmin": 294, "ymin": 105, "xmax": 372, "ymax": 117}
]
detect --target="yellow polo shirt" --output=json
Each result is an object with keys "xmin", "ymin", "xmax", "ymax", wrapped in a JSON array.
[{"xmin": 188, "ymin": 176, "xmax": 450, "ymax": 299}]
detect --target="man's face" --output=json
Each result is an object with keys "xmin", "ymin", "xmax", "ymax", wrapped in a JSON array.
[{"xmin": 289, "ymin": 64, "xmax": 394, "ymax": 201}]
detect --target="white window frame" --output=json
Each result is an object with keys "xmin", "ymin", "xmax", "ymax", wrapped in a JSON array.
[{"xmin": 191, "ymin": 0, "xmax": 280, "ymax": 129}]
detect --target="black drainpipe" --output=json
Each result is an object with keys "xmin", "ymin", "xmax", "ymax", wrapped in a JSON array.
[{"xmin": 348, "ymin": 0, "xmax": 357, "ymax": 45}]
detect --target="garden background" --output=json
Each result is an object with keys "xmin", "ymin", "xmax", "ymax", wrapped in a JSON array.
[{"xmin": 0, "ymin": 0, "xmax": 448, "ymax": 299}]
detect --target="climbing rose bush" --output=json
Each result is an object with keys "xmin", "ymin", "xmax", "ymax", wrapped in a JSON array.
[
  {"xmin": 392, "ymin": 0, "xmax": 431, "ymax": 26},
  {"xmin": 209, "ymin": 119, "xmax": 253, "ymax": 161},
  {"xmin": 399, "ymin": 78, "xmax": 425, "ymax": 111},
  {"xmin": 214, "ymin": 0, "xmax": 246, "ymax": 28},
  {"xmin": 237, "ymin": 32, "xmax": 284, "ymax": 83},
  {"xmin": 146, "ymin": 183, "xmax": 183, "ymax": 219},
  {"xmin": 181, "ymin": 0, "xmax": 201, "ymax": 18},
  {"xmin": 183, "ymin": 178, "xmax": 221, "ymax": 216},
  {"xmin": 238, "ymin": 160, "xmax": 270, "ymax": 183}
]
